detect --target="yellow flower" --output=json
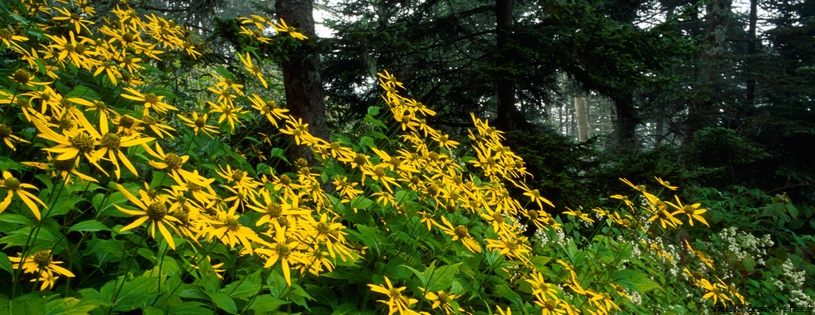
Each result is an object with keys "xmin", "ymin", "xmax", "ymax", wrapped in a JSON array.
[
  {"xmin": 208, "ymin": 101, "xmax": 246, "ymax": 131},
  {"xmin": 274, "ymin": 19, "xmax": 308, "ymax": 40},
  {"xmin": 0, "ymin": 123, "xmax": 29, "ymax": 151},
  {"xmin": 684, "ymin": 240, "xmax": 715, "ymax": 269},
  {"xmin": 667, "ymin": 195, "xmax": 709, "ymax": 227},
  {"xmin": 114, "ymin": 184, "xmax": 186, "ymax": 250},
  {"xmin": 424, "ymin": 289, "xmax": 463, "ymax": 315},
  {"xmin": 249, "ymin": 95, "xmax": 289, "ymax": 128},
  {"xmin": 256, "ymin": 225, "xmax": 304, "ymax": 286},
  {"xmin": 52, "ymin": 6, "xmax": 94, "ymax": 34},
  {"xmin": 700, "ymin": 278, "xmax": 732, "ymax": 306},
  {"xmin": 654, "ymin": 176, "xmax": 678, "ymax": 190},
  {"xmin": 562, "ymin": 207, "xmax": 595, "ymax": 223},
  {"xmin": 91, "ymin": 125, "xmax": 154, "ymax": 179},
  {"xmin": 516, "ymin": 181, "xmax": 554, "ymax": 210},
  {"xmin": 438, "ymin": 216, "xmax": 482, "ymax": 253},
  {"xmin": 121, "ymin": 88, "xmax": 178, "ymax": 115},
  {"xmin": 525, "ymin": 271, "xmax": 559, "ymax": 299},
  {"xmin": 0, "ymin": 171, "xmax": 48, "ymax": 220},
  {"xmin": 368, "ymin": 276, "xmax": 419, "ymax": 315},
  {"xmin": 177, "ymin": 112, "xmax": 219, "ymax": 138},
  {"xmin": 9, "ymin": 250, "xmax": 75, "ymax": 290},
  {"xmin": 238, "ymin": 52, "xmax": 267, "ymax": 88},
  {"xmin": 0, "ymin": 27, "xmax": 29, "ymax": 50},
  {"xmin": 280, "ymin": 117, "xmax": 317, "ymax": 145}
]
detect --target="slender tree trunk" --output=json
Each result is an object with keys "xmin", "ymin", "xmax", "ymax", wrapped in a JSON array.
[
  {"xmin": 276, "ymin": 0, "xmax": 329, "ymax": 165},
  {"xmin": 684, "ymin": 0, "xmax": 731, "ymax": 146},
  {"xmin": 612, "ymin": 91, "xmax": 638, "ymax": 150},
  {"xmin": 495, "ymin": 0, "xmax": 516, "ymax": 131},
  {"xmin": 575, "ymin": 95, "xmax": 590, "ymax": 142},
  {"xmin": 746, "ymin": 0, "xmax": 758, "ymax": 106}
]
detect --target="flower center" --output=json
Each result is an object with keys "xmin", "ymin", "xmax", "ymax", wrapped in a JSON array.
[
  {"xmin": 4, "ymin": 176, "xmax": 21, "ymax": 190},
  {"xmin": 69, "ymin": 133, "xmax": 95, "ymax": 153},
  {"xmin": 119, "ymin": 116, "xmax": 135, "ymax": 128},
  {"xmin": 142, "ymin": 115, "xmax": 156, "ymax": 124},
  {"xmin": 146, "ymin": 202, "xmax": 167, "ymax": 221},
  {"xmin": 143, "ymin": 93, "xmax": 159, "ymax": 104},
  {"xmin": 93, "ymin": 100, "xmax": 107, "ymax": 111},
  {"xmin": 33, "ymin": 250, "xmax": 52, "ymax": 268},
  {"xmin": 0, "ymin": 124, "xmax": 12, "ymax": 138},
  {"xmin": 0, "ymin": 30, "xmax": 11, "ymax": 40},
  {"xmin": 101, "ymin": 132, "xmax": 120, "ymax": 150},
  {"xmin": 353, "ymin": 153, "xmax": 367, "ymax": 166},
  {"xmin": 54, "ymin": 158, "xmax": 75, "ymax": 172},
  {"xmin": 231, "ymin": 170, "xmax": 244, "ymax": 182},
  {"xmin": 225, "ymin": 217, "xmax": 240, "ymax": 231},
  {"xmin": 279, "ymin": 174, "xmax": 291, "ymax": 186},
  {"xmin": 266, "ymin": 203, "xmax": 282, "ymax": 218},
  {"xmin": 164, "ymin": 153, "xmax": 183, "ymax": 170},
  {"xmin": 194, "ymin": 117, "xmax": 206, "ymax": 128},
  {"xmin": 12, "ymin": 69, "xmax": 31, "ymax": 85},
  {"xmin": 454, "ymin": 225, "xmax": 469, "ymax": 238}
]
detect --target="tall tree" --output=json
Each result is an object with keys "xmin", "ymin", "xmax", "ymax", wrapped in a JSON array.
[
  {"xmin": 684, "ymin": 0, "xmax": 732, "ymax": 145},
  {"xmin": 276, "ymin": 0, "xmax": 330, "ymax": 164}
]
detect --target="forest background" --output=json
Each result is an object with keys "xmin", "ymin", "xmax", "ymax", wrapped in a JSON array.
[{"xmin": 0, "ymin": 0, "xmax": 813, "ymax": 314}]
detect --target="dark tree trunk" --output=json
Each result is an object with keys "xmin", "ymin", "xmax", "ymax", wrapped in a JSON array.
[
  {"xmin": 276, "ymin": 0, "xmax": 329, "ymax": 165},
  {"xmin": 684, "ymin": 0, "xmax": 731, "ymax": 146},
  {"xmin": 746, "ymin": 0, "xmax": 758, "ymax": 106},
  {"xmin": 495, "ymin": 0, "xmax": 517, "ymax": 131},
  {"xmin": 612, "ymin": 91, "xmax": 638, "ymax": 150}
]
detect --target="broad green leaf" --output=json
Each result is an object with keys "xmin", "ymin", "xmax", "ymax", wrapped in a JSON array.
[
  {"xmin": 203, "ymin": 291, "xmax": 237, "ymax": 314},
  {"xmin": 0, "ymin": 213, "xmax": 32, "ymax": 225},
  {"xmin": 248, "ymin": 295, "xmax": 287, "ymax": 312},
  {"xmin": 93, "ymin": 191, "xmax": 130, "ymax": 218},
  {"xmin": 427, "ymin": 263, "xmax": 462, "ymax": 292},
  {"xmin": 0, "ymin": 252, "xmax": 13, "ymax": 274},
  {"xmin": 143, "ymin": 306, "xmax": 165, "ymax": 315},
  {"xmin": 610, "ymin": 270, "xmax": 660, "ymax": 293},
  {"xmin": 69, "ymin": 220, "xmax": 111, "ymax": 233}
]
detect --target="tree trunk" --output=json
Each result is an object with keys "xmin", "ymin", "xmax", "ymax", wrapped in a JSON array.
[
  {"xmin": 684, "ymin": 0, "xmax": 731, "ymax": 146},
  {"xmin": 612, "ymin": 91, "xmax": 638, "ymax": 150},
  {"xmin": 495, "ymin": 0, "xmax": 516, "ymax": 131},
  {"xmin": 575, "ymin": 95, "xmax": 590, "ymax": 142},
  {"xmin": 276, "ymin": 0, "xmax": 329, "ymax": 165},
  {"xmin": 746, "ymin": 0, "xmax": 758, "ymax": 106}
]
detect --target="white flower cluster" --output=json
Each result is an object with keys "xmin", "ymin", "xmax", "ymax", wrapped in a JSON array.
[
  {"xmin": 782, "ymin": 258, "xmax": 806, "ymax": 288},
  {"xmin": 716, "ymin": 227, "xmax": 773, "ymax": 266}
]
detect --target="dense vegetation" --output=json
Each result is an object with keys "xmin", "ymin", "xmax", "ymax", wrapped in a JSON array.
[{"xmin": 0, "ymin": 0, "xmax": 812, "ymax": 314}]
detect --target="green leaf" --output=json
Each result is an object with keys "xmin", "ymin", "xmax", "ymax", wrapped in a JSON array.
[
  {"xmin": 349, "ymin": 196, "xmax": 374, "ymax": 210},
  {"xmin": 65, "ymin": 85, "xmax": 100, "ymax": 101},
  {"xmin": 359, "ymin": 136, "xmax": 376, "ymax": 149},
  {"xmin": 247, "ymin": 295, "xmax": 287, "ymax": 312},
  {"xmin": 0, "ymin": 252, "xmax": 13, "ymax": 274},
  {"xmin": 0, "ymin": 213, "xmax": 32, "ymax": 225},
  {"xmin": 69, "ymin": 220, "xmax": 111, "ymax": 233},
  {"xmin": 203, "ymin": 291, "xmax": 237, "ymax": 314},
  {"xmin": 93, "ymin": 191, "xmax": 130, "ymax": 218},
  {"xmin": 610, "ymin": 270, "xmax": 660, "ymax": 293},
  {"xmin": 428, "ymin": 263, "xmax": 462, "ymax": 292},
  {"xmin": 143, "ymin": 306, "xmax": 165, "ymax": 315}
]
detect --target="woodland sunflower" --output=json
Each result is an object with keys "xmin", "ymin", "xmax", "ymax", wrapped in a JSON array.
[
  {"xmin": 9, "ymin": 250, "xmax": 75, "ymax": 290},
  {"xmin": 0, "ymin": 171, "xmax": 48, "ymax": 220},
  {"xmin": 256, "ymin": 225, "xmax": 304, "ymax": 285},
  {"xmin": 115, "ymin": 184, "xmax": 186, "ymax": 250},
  {"xmin": 177, "ymin": 112, "xmax": 219, "ymax": 138},
  {"xmin": 121, "ymin": 87, "xmax": 178, "ymax": 115},
  {"xmin": 667, "ymin": 195, "xmax": 709, "ymax": 227},
  {"xmin": 368, "ymin": 276, "xmax": 420, "ymax": 315},
  {"xmin": 238, "ymin": 52, "xmax": 267, "ymax": 88},
  {"xmin": 0, "ymin": 123, "xmax": 29, "ymax": 151}
]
